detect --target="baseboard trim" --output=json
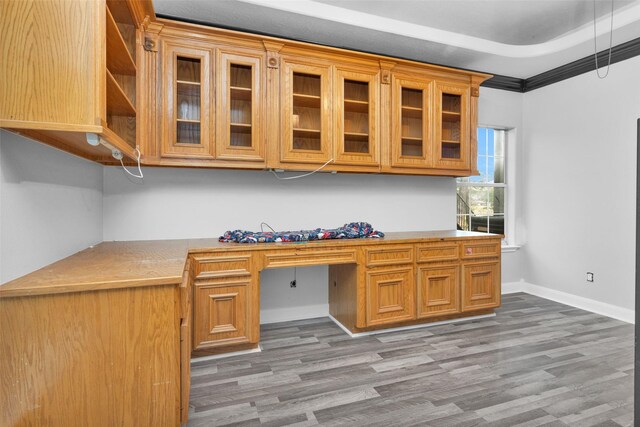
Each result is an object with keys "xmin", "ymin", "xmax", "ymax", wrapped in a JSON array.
[
  {"xmin": 260, "ymin": 303, "xmax": 329, "ymax": 324},
  {"xmin": 190, "ymin": 346, "xmax": 262, "ymax": 362},
  {"xmin": 328, "ymin": 313, "xmax": 497, "ymax": 338},
  {"xmin": 502, "ymin": 280, "xmax": 635, "ymax": 324}
]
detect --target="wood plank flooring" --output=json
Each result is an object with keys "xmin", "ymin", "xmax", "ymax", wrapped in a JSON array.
[{"xmin": 188, "ymin": 293, "xmax": 634, "ymax": 426}]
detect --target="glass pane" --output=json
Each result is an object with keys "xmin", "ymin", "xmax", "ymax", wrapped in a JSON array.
[
  {"xmin": 344, "ymin": 79, "xmax": 369, "ymax": 154},
  {"xmin": 492, "ymin": 187, "xmax": 505, "ymax": 215},
  {"xmin": 486, "ymin": 156, "xmax": 495, "ymax": 183},
  {"xmin": 292, "ymin": 72, "xmax": 321, "ymax": 151},
  {"xmin": 477, "ymin": 128, "xmax": 487, "ymax": 155}
]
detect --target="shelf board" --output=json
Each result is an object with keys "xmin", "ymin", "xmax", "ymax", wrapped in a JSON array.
[
  {"xmin": 344, "ymin": 99, "xmax": 369, "ymax": 113},
  {"xmin": 106, "ymin": 7, "xmax": 136, "ymax": 76},
  {"xmin": 402, "ymin": 105, "xmax": 423, "ymax": 119},
  {"xmin": 401, "ymin": 136, "xmax": 423, "ymax": 142},
  {"xmin": 442, "ymin": 111, "xmax": 461, "ymax": 123},
  {"xmin": 293, "ymin": 93, "xmax": 321, "ymax": 108},
  {"xmin": 293, "ymin": 128, "xmax": 321, "ymax": 138},
  {"xmin": 106, "ymin": 70, "xmax": 136, "ymax": 117},
  {"xmin": 344, "ymin": 131, "xmax": 369, "ymax": 140},
  {"xmin": 177, "ymin": 80, "xmax": 201, "ymax": 86},
  {"xmin": 230, "ymin": 86, "xmax": 252, "ymax": 101},
  {"xmin": 231, "ymin": 123, "xmax": 252, "ymax": 133},
  {"xmin": 106, "ymin": 0, "xmax": 135, "ymax": 26},
  {"xmin": 442, "ymin": 139, "xmax": 461, "ymax": 144},
  {"xmin": 177, "ymin": 118, "xmax": 201, "ymax": 124}
]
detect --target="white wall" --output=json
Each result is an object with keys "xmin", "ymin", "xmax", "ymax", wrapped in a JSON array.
[
  {"xmin": 522, "ymin": 56, "xmax": 640, "ymax": 310},
  {"xmin": 478, "ymin": 87, "xmax": 526, "ymax": 283},
  {"xmin": 0, "ymin": 131, "xmax": 103, "ymax": 283},
  {"xmin": 103, "ymin": 166, "xmax": 455, "ymax": 320}
]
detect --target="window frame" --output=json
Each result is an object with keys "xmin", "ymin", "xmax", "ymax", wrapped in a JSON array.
[{"xmin": 457, "ymin": 126, "xmax": 518, "ymax": 250}]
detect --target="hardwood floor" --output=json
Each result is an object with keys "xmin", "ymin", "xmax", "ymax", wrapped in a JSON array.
[{"xmin": 188, "ymin": 293, "xmax": 634, "ymax": 426}]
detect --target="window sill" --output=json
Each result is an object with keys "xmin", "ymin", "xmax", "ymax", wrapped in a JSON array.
[{"xmin": 501, "ymin": 244, "xmax": 521, "ymax": 253}]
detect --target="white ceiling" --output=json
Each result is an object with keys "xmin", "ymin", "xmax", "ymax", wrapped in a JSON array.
[{"xmin": 154, "ymin": 0, "xmax": 640, "ymax": 79}]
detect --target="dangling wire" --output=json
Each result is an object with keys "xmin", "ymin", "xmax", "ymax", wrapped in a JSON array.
[
  {"xmin": 593, "ymin": 0, "xmax": 615, "ymax": 79},
  {"xmin": 260, "ymin": 222, "xmax": 276, "ymax": 232},
  {"xmin": 120, "ymin": 148, "xmax": 144, "ymax": 179},
  {"xmin": 270, "ymin": 158, "xmax": 334, "ymax": 180}
]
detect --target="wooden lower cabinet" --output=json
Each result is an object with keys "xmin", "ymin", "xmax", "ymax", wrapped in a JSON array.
[
  {"xmin": 366, "ymin": 266, "xmax": 416, "ymax": 326},
  {"xmin": 0, "ymin": 285, "xmax": 182, "ymax": 427},
  {"xmin": 417, "ymin": 264, "xmax": 460, "ymax": 318},
  {"xmin": 462, "ymin": 260, "xmax": 501, "ymax": 311},
  {"xmin": 193, "ymin": 280, "xmax": 252, "ymax": 352}
]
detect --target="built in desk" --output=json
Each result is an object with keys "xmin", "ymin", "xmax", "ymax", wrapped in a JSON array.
[{"xmin": 0, "ymin": 230, "xmax": 500, "ymax": 426}]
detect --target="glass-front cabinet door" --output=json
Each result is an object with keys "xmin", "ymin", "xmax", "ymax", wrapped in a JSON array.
[
  {"xmin": 215, "ymin": 50, "xmax": 264, "ymax": 162},
  {"xmin": 391, "ymin": 76, "xmax": 433, "ymax": 168},
  {"xmin": 333, "ymin": 68, "xmax": 379, "ymax": 166},
  {"xmin": 280, "ymin": 58, "xmax": 332, "ymax": 164},
  {"xmin": 161, "ymin": 42, "xmax": 213, "ymax": 159},
  {"xmin": 434, "ymin": 82, "xmax": 470, "ymax": 170}
]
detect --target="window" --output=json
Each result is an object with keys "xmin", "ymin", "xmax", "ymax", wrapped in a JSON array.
[{"xmin": 457, "ymin": 128, "xmax": 506, "ymax": 236}]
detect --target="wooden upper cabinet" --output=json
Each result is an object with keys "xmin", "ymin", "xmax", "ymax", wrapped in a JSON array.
[
  {"xmin": 215, "ymin": 50, "xmax": 265, "ymax": 162},
  {"xmin": 280, "ymin": 58, "xmax": 332, "ymax": 164},
  {"xmin": 434, "ymin": 82, "xmax": 470, "ymax": 170},
  {"xmin": 0, "ymin": 0, "xmax": 152, "ymax": 163},
  {"xmin": 0, "ymin": 0, "xmax": 102, "ymax": 130},
  {"xmin": 390, "ymin": 75, "xmax": 434, "ymax": 169},
  {"xmin": 161, "ymin": 41, "xmax": 214, "ymax": 159},
  {"xmin": 333, "ymin": 68, "xmax": 380, "ymax": 167}
]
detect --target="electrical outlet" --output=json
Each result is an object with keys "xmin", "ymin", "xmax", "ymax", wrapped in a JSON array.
[
  {"xmin": 586, "ymin": 272, "xmax": 594, "ymax": 282},
  {"xmin": 290, "ymin": 279, "xmax": 297, "ymax": 288}
]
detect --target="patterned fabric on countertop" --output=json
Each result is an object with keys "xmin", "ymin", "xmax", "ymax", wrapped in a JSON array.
[{"xmin": 219, "ymin": 222, "xmax": 385, "ymax": 243}]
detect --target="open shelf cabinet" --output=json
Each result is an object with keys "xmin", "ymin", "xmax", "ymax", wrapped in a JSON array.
[{"xmin": 105, "ymin": 1, "xmax": 137, "ymax": 152}]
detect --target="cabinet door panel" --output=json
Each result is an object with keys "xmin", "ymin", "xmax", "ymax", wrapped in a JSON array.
[
  {"xmin": 216, "ymin": 50, "xmax": 265, "ymax": 162},
  {"xmin": 281, "ymin": 59, "xmax": 332, "ymax": 163},
  {"xmin": 417, "ymin": 265, "xmax": 460, "ymax": 318},
  {"xmin": 366, "ymin": 267, "xmax": 415, "ymax": 326},
  {"xmin": 334, "ymin": 68, "xmax": 379, "ymax": 166},
  {"xmin": 462, "ymin": 260, "xmax": 500, "ymax": 311},
  {"xmin": 391, "ymin": 76, "xmax": 433, "ymax": 168},
  {"xmin": 434, "ymin": 82, "xmax": 470, "ymax": 170},
  {"xmin": 161, "ymin": 42, "xmax": 214, "ymax": 159},
  {"xmin": 193, "ymin": 281, "xmax": 251, "ymax": 350}
]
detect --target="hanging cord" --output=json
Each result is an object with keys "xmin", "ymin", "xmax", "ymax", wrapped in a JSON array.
[
  {"xmin": 260, "ymin": 222, "xmax": 276, "ymax": 232},
  {"xmin": 119, "ymin": 148, "xmax": 144, "ymax": 179},
  {"xmin": 593, "ymin": 0, "xmax": 614, "ymax": 79},
  {"xmin": 270, "ymin": 158, "xmax": 334, "ymax": 180}
]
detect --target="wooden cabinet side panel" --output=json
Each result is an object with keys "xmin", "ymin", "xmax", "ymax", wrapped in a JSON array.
[
  {"xmin": 0, "ymin": 286, "xmax": 180, "ymax": 427},
  {"xmin": 0, "ymin": 0, "xmax": 102, "ymax": 128}
]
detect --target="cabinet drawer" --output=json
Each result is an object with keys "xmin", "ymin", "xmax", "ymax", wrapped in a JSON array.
[
  {"xmin": 263, "ymin": 249, "xmax": 356, "ymax": 269},
  {"xmin": 416, "ymin": 242, "xmax": 459, "ymax": 263},
  {"xmin": 460, "ymin": 240, "xmax": 501, "ymax": 260},
  {"xmin": 365, "ymin": 245, "xmax": 413, "ymax": 267},
  {"xmin": 193, "ymin": 254, "xmax": 252, "ymax": 279}
]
